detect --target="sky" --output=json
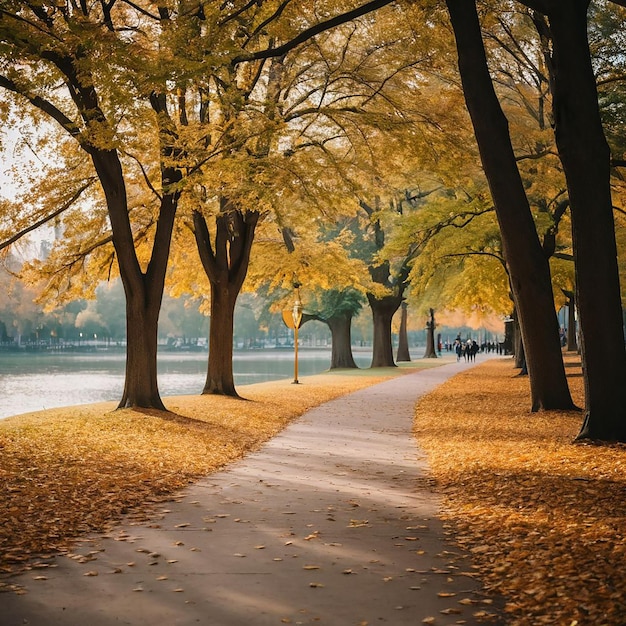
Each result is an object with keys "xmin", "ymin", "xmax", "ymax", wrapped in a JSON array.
[
  {"xmin": 0, "ymin": 121, "xmax": 56, "ymax": 251},
  {"xmin": 0, "ymin": 125, "xmax": 21, "ymax": 201}
]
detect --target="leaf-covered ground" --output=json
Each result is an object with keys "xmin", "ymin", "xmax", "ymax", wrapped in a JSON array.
[
  {"xmin": 3, "ymin": 356, "xmax": 624, "ymax": 625},
  {"xmin": 0, "ymin": 364, "xmax": 425, "ymax": 586},
  {"xmin": 414, "ymin": 354, "xmax": 626, "ymax": 626}
]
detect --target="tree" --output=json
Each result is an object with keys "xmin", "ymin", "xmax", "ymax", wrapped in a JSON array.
[
  {"xmin": 305, "ymin": 289, "xmax": 364, "ymax": 369},
  {"xmin": 445, "ymin": 0, "xmax": 575, "ymax": 411},
  {"xmin": 193, "ymin": 205, "xmax": 259, "ymax": 396},
  {"xmin": 518, "ymin": 0, "xmax": 626, "ymax": 440},
  {"xmin": 357, "ymin": 199, "xmax": 411, "ymax": 368},
  {"xmin": 396, "ymin": 302, "xmax": 411, "ymax": 362},
  {"xmin": 245, "ymin": 214, "xmax": 372, "ymax": 370},
  {"xmin": 423, "ymin": 308, "xmax": 438, "ymax": 358},
  {"xmin": 0, "ymin": 2, "xmax": 186, "ymax": 410},
  {"xmin": 171, "ymin": 1, "xmax": 410, "ymax": 395}
]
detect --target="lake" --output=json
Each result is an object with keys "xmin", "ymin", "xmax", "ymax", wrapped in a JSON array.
[{"xmin": 0, "ymin": 348, "xmax": 373, "ymax": 420}]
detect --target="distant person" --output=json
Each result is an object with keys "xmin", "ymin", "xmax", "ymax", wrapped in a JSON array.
[
  {"xmin": 455, "ymin": 339, "xmax": 463, "ymax": 361},
  {"xmin": 464, "ymin": 339, "xmax": 472, "ymax": 361}
]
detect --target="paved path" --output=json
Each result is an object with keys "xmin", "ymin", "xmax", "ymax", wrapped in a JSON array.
[{"xmin": 1, "ymin": 359, "xmax": 501, "ymax": 626}]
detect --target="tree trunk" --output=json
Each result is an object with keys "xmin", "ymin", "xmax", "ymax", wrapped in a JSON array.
[
  {"xmin": 205, "ymin": 284, "xmax": 238, "ymax": 395},
  {"xmin": 513, "ymin": 314, "xmax": 524, "ymax": 369},
  {"xmin": 562, "ymin": 290, "xmax": 578, "ymax": 352},
  {"xmin": 327, "ymin": 313, "xmax": 358, "ymax": 369},
  {"xmin": 367, "ymin": 293, "xmax": 401, "ymax": 368},
  {"xmin": 423, "ymin": 307, "xmax": 437, "ymax": 359},
  {"xmin": 503, "ymin": 316, "xmax": 514, "ymax": 355},
  {"xmin": 120, "ymin": 295, "xmax": 165, "ymax": 409},
  {"xmin": 397, "ymin": 302, "xmax": 412, "ymax": 362},
  {"xmin": 517, "ymin": 337, "xmax": 528, "ymax": 377},
  {"xmin": 446, "ymin": 0, "xmax": 575, "ymax": 412},
  {"xmin": 90, "ymin": 148, "xmax": 177, "ymax": 411},
  {"xmin": 542, "ymin": 1, "xmax": 626, "ymax": 441},
  {"xmin": 194, "ymin": 201, "xmax": 259, "ymax": 397}
]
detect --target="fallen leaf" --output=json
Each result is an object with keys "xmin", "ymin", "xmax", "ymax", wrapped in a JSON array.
[
  {"xmin": 440, "ymin": 608, "xmax": 461, "ymax": 615},
  {"xmin": 348, "ymin": 520, "xmax": 369, "ymax": 528}
]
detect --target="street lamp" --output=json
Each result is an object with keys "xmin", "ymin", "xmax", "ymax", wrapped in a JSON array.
[{"xmin": 291, "ymin": 281, "xmax": 303, "ymax": 384}]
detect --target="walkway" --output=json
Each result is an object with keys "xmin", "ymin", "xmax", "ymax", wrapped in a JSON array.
[{"xmin": 1, "ymin": 359, "xmax": 501, "ymax": 625}]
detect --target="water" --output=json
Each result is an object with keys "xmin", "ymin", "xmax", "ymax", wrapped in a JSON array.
[{"xmin": 0, "ymin": 349, "xmax": 373, "ymax": 419}]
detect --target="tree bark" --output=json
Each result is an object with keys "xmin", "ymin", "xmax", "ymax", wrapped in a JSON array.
[
  {"xmin": 537, "ymin": 1, "xmax": 626, "ymax": 441},
  {"xmin": 513, "ymin": 313, "xmax": 524, "ymax": 369},
  {"xmin": 327, "ymin": 313, "xmax": 359, "ymax": 369},
  {"xmin": 367, "ymin": 293, "xmax": 401, "ymax": 368},
  {"xmin": 516, "ymin": 337, "xmax": 528, "ymax": 376},
  {"xmin": 194, "ymin": 200, "xmax": 259, "ymax": 397},
  {"xmin": 396, "ymin": 302, "xmax": 412, "ymax": 362},
  {"xmin": 446, "ymin": 0, "xmax": 574, "ymax": 412},
  {"xmin": 205, "ymin": 283, "xmax": 238, "ymax": 395},
  {"xmin": 121, "ymin": 293, "xmax": 165, "ymax": 409}
]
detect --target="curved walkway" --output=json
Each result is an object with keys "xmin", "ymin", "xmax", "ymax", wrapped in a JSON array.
[{"xmin": 1, "ymin": 358, "xmax": 502, "ymax": 625}]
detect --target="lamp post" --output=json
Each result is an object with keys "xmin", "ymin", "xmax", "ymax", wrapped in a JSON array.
[{"xmin": 292, "ymin": 281, "xmax": 303, "ymax": 384}]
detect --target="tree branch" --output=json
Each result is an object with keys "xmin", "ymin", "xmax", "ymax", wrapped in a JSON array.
[
  {"xmin": 445, "ymin": 250, "xmax": 509, "ymax": 273},
  {"xmin": 515, "ymin": 149, "xmax": 559, "ymax": 162},
  {"xmin": 0, "ymin": 75, "xmax": 82, "ymax": 139},
  {"xmin": 0, "ymin": 179, "xmax": 97, "ymax": 252},
  {"xmin": 118, "ymin": 0, "xmax": 161, "ymax": 20},
  {"xmin": 231, "ymin": 0, "xmax": 396, "ymax": 65}
]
